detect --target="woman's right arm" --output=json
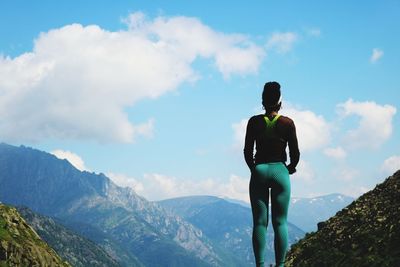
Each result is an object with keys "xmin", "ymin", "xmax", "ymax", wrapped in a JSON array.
[
  {"xmin": 287, "ymin": 119, "xmax": 300, "ymax": 174},
  {"xmin": 244, "ymin": 117, "xmax": 256, "ymax": 172}
]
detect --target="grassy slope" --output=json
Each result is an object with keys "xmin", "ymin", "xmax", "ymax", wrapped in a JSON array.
[{"xmin": 0, "ymin": 204, "xmax": 70, "ymax": 267}]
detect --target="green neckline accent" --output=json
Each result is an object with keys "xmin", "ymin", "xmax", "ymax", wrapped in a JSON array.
[
  {"xmin": 264, "ymin": 114, "xmax": 281, "ymax": 126},
  {"xmin": 263, "ymin": 115, "xmax": 280, "ymax": 138}
]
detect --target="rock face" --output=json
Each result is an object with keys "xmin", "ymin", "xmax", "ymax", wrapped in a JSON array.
[
  {"xmin": 0, "ymin": 143, "xmax": 228, "ymax": 266},
  {"xmin": 159, "ymin": 195, "xmax": 305, "ymax": 266},
  {"xmin": 16, "ymin": 206, "xmax": 121, "ymax": 267},
  {"xmin": 0, "ymin": 204, "xmax": 70, "ymax": 267},
  {"xmin": 286, "ymin": 170, "xmax": 400, "ymax": 267}
]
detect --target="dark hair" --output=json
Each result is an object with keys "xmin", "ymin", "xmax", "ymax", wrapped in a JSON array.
[{"xmin": 262, "ymin": 81, "xmax": 281, "ymax": 113}]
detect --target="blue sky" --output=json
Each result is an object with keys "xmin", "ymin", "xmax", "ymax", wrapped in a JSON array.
[{"xmin": 1, "ymin": 0, "xmax": 399, "ymax": 202}]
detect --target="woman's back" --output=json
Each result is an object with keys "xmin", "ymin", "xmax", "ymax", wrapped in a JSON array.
[{"xmin": 244, "ymin": 114, "xmax": 299, "ymax": 166}]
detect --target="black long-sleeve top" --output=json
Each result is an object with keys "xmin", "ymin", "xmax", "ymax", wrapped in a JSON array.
[{"xmin": 244, "ymin": 114, "xmax": 300, "ymax": 173}]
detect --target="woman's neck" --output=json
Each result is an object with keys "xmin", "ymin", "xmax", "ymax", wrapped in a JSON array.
[{"xmin": 265, "ymin": 111, "xmax": 278, "ymax": 117}]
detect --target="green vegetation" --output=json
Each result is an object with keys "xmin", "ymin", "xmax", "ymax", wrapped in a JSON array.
[
  {"xmin": 0, "ymin": 217, "xmax": 11, "ymax": 241},
  {"xmin": 0, "ymin": 204, "xmax": 70, "ymax": 267},
  {"xmin": 286, "ymin": 170, "xmax": 400, "ymax": 267},
  {"xmin": 17, "ymin": 206, "xmax": 121, "ymax": 267}
]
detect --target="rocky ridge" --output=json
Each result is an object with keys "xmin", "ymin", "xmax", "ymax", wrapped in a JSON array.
[{"xmin": 286, "ymin": 170, "xmax": 400, "ymax": 267}]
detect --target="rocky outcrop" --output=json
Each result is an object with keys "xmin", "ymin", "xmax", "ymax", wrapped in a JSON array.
[{"xmin": 286, "ymin": 170, "xmax": 400, "ymax": 267}]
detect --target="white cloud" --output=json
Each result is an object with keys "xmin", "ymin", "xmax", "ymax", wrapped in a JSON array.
[
  {"xmin": 125, "ymin": 13, "xmax": 265, "ymax": 77},
  {"xmin": 132, "ymin": 118, "xmax": 155, "ymax": 139},
  {"xmin": 306, "ymin": 28, "xmax": 321, "ymax": 37},
  {"xmin": 335, "ymin": 167, "xmax": 359, "ymax": 181},
  {"xmin": 221, "ymin": 174, "xmax": 250, "ymax": 203},
  {"xmin": 337, "ymin": 99, "xmax": 396, "ymax": 149},
  {"xmin": 381, "ymin": 155, "xmax": 400, "ymax": 175},
  {"xmin": 232, "ymin": 119, "xmax": 248, "ymax": 150},
  {"xmin": 283, "ymin": 105, "xmax": 331, "ymax": 151},
  {"xmin": 51, "ymin": 149, "xmax": 88, "ymax": 171},
  {"xmin": 111, "ymin": 172, "xmax": 251, "ymax": 203},
  {"xmin": 324, "ymin": 146, "xmax": 347, "ymax": 159},
  {"xmin": 266, "ymin": 32, "xmax": 298, "ymax": 53},
  {"xmin": 370, "ymin": 48, "xmax": 384, "ymax": 63},
  {"xmin": 341, "ymin": 185, "xmax": 370, "ymax": 198},
  {"xmin": 107, "ymin": 172, "xmax": 144, "ymax": 193},
  {"xmin": 291, "ymin": 159, "xmax": 315, "ymax": 183},
  {"xmin": 0, "ymin": 12, "xmax": 264, "ymax": 143}
]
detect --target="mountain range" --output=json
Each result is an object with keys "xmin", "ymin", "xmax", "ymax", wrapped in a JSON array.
[
  {"xmin": 159, "ymin": 195, "xmax": 304, "ymax": 266},
  {"xmin": 224, "ymin": 194, "xmax": 354, "ymax": 233},
  {"xmin": 0, "ymin": 142, "xmax": 363, "ymax": 266},
  {"xmin": 0, "ymin": 143, "xmax": 225, "ymax": 266}
]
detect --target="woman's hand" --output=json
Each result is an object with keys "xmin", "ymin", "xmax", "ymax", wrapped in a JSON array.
[{"xmin": 286, "ymin": 164, "xmax": 296, "ymax": 175}]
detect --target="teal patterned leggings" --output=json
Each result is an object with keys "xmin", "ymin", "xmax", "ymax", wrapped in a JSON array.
[{"xmin": 250, "ymin": 162, "xmax": 291, "ymax": 267}]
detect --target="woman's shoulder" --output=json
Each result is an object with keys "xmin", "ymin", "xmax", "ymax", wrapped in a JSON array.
[
  {"xmin": 248, "ymin": 114, "xmax": 265, "ymax": 123},
  {"xmin": 278, "ymin": 114, "xmax": 294, "ymax": 122},
  {"xmin": 250, "ymin": 114, "xmax": 265, "ymax": 119},
  {"xmin": 277, "ymin": 115, "xmax": 296, "ymax": 127}
]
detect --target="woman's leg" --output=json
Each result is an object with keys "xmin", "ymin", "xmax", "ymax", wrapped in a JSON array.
[
  {"xmin": 270, "ymin": 164, "xmax": 291, "ymax": 267},
  {"xmin": 250, "ymin": 165, "xmax": 270, "ymax": 267}
]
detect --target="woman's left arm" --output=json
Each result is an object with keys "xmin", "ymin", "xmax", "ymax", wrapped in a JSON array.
[
  {"xmin": 244, "ymin": 117, "xmax": 256, "ymax": 172},
  {"xmin": 287, "ymin": 119, "xmax": 300, "ymax": 174}
]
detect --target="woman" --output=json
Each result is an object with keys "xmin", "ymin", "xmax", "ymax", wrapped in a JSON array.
[{"xmin": 244, "ymin": 81, "xmax": 300, "ymax": 267}]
